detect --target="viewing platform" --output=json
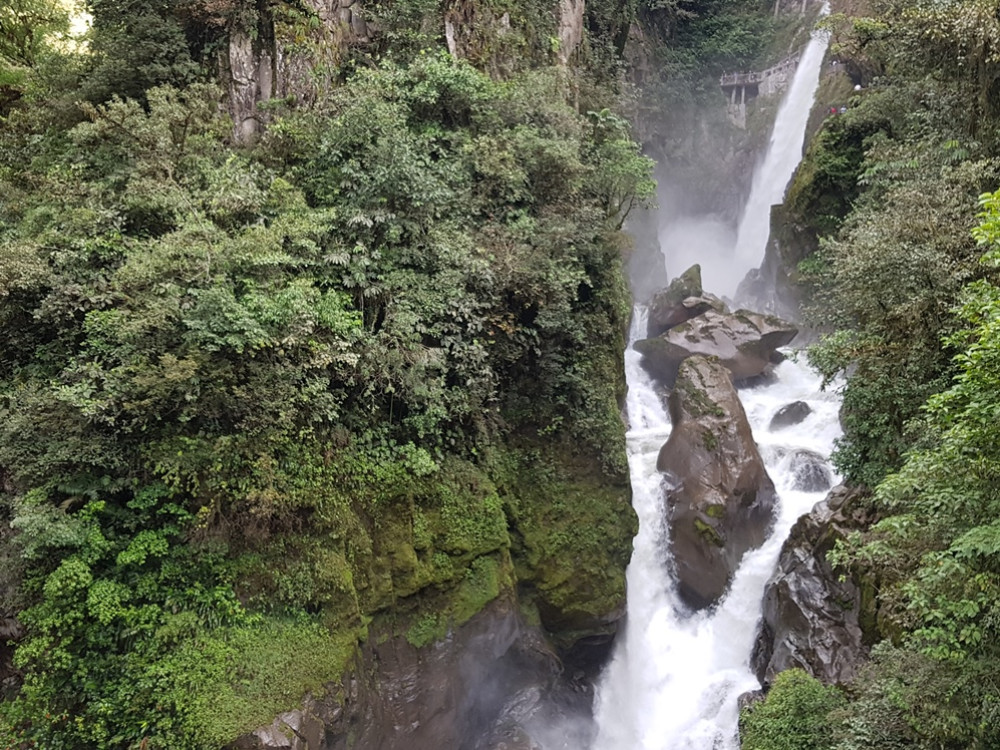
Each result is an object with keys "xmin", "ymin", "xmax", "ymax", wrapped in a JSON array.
[
  {"xmin": 720, "ymin": 52, "xmax": 801, "ymax": 100},
  {"xmin": 720, "ymin": 52, "xmax": 802, "ymax": 127}
]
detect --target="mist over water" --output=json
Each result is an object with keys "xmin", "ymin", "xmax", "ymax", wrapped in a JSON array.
[
  {"xmin": 589, "ymin": 9, "xmax": 835, "ymax": 749},
  {"xmin": 659, "ymin": 216, "xmax": 738, "ymax": 297},
  {"xmin": 653, "ymin": 6, "xmax": 831, "ymax": 299}
]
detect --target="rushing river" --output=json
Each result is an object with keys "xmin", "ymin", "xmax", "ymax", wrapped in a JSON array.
[{"xmin": 590, "ymin": 10, "xmax": 835, "ymax": 749}]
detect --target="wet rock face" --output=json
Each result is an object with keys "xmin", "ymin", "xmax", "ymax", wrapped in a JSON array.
[
  {"xmin": 787, "ymin": 449, "xmax": 833, "ymax": 493},
  {"xmin": 231, "ymin": 598, "xmax": 580, "ymax": 750},
  {"xmin": 635, "ymin": 308, "xmax": 798, "ymax": 388},
  {"xmin": 769, "ymin": 401, "xmax": 811, "ymax": 431},
  {"xmin": 656, "ymin": 356, "xmax": 777, "ymax": 610},
  {"xmin": 751, "ymin": 486, "xmax": 871, "ymax": 686},
  {"xmin": 762, "ymin": 446, "xmax": 834, "ymax": 493}
]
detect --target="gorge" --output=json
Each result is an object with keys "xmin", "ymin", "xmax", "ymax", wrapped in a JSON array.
[
  {"xmin": 3, "ymin": 0, "xmax": 1000, "ymax": 747},
  {"xmin": 593, "ymin": 14, "xmax": 842, "ymax": 745}
]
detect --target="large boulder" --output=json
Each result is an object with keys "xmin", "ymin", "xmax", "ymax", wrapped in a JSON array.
[
  {"xmin": 657, "ymin": 356, "xmax": 777, "ymax": 610},
  {"xmin": 635, "ymin": 309, "xmax": 798, "ymax": 388},
  {"xmin": 646, "ymin": 264, "xmax": 704, "ymax": 337},
  {"xmin": 647, "ymin": 295, "xmax": 719, "ymax": 339},
  {"xmin": 750, "ymin": 486, "xmax": 872, "ymax": 687},
  {"xmin": 768, "ymin": 401, "xmax": 811, "ymax": 431}
]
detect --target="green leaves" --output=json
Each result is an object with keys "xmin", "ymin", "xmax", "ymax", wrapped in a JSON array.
[
  {"xmin": 741, "ymin": 670, "xmax": 844, "ymax": 750},
  {"xmin": 825, "ymin": 189, "xmax": 1000, "ymax": 748},
  {"xmin": 0, "ymin": 41, "xmax": 645, "ymax": 745}
]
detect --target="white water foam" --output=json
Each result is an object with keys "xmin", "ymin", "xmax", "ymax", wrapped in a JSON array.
[
  {"xmin": 591, "ymin": 10, "xmax": 838, "ymax": 746},
  {"xmin": 592, "ymin": 317, "xmax": 842, "ymax": 750}
]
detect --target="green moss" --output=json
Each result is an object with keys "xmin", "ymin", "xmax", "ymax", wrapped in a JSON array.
[
  {"xmin": 694, "ymin": 517, "xmax": 724, "ymax": 547},
  {"xmin": 406, "ymin": 611, "xmax": 448, "ymax": 648},
  {"xmin": 496, "ymin": 444, "xmax": 636, "ymax": 644},
  {"xmin": 705, "ymin": 503, "xmax": 726, "ymax": 519},
  {"xmin": 452, "ymin": 555, "xmax": 504, "ymax": 624},
  {"xmin": 177, "ymin": 617, "xmax": 360, "ymax": 746},
  {"xmin": 702, "ymin": 428, "xmax": 720, "ymax": 451},
  {"xmin": 402, "ymin": 552, "xmax": 510, "ymax": 648},
  {"xmin": 675, "ymin": 369, "xmax": 726, "ymax": 419}
]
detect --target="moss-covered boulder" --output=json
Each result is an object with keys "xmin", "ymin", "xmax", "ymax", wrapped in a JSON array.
[
  {"xmin": 500, "ymin": 447, "xmax": 637, "ymax": 654},
  {"xmin": 657, "ymin": 356, "xmax": 777, "ymax": 609}
]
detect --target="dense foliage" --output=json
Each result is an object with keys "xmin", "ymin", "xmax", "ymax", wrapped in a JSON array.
[
  {"xmin": 746, "ymin": 0, "xmax": 1000, "ymax": 746},
  {"xmin": 740, "ymin": 669, "xmax": 844, "ymax": 750},
  {"xmin": 800, "ymin": 0, "xmax": 1000, "ymax": 487},
  {"xmin": 0, "ymin": 2, "xmax": 651, "ymax": 746}
]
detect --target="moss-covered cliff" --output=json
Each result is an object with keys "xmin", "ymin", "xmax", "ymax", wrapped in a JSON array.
[{"xmin": 0, "ymin": 2, "xmax": 649, "ymax": 746}]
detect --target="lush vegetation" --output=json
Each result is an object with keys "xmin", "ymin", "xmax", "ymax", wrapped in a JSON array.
[
  {"xmin": 745, "ymin": 0, "xmax": 1000, "ymax": 746},
  {"xmin": 740, "ymin": 669, "xmax": 844, "ymax": 750},
  {"xmin": 0, "ymin": 1, "xmax": 651, "ymax": 747}
]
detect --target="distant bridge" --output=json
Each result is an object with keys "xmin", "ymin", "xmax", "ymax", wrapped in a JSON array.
[
  {"xmin": 720, "ymin": 51, "xmax": 802, "ymax": 127},
  {"xmin": 720, "ymin": 52, "xmax": 801, "ymax": 98}
]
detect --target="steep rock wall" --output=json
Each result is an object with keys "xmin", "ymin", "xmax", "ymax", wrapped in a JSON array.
[
  {"xmin": 224, "ymin": 0, "xmax": 371, "ymax": 143},
  {"xmin": 230, "ymin": 596, "xmax": 591, "ymax": 750}
]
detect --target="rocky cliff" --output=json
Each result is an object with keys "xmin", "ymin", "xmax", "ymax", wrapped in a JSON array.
[
  {"xmin": 230, "ymin": 597, "xmax": 596, "ymax": 750},
  {"xmin": 750, "ymin": 485, "xmax": 873, "ymax": 686}
]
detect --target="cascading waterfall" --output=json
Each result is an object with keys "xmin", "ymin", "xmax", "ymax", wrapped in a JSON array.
[
  {"xmin": 591, "ymin": 315, "xmax": 841, "ymax": 750},
  {"xmin": 734, "ymin": 7, "xmax": 831, "ymax": 269},
  {"xmin": 591, "ymin": 10, "xmax": 836, "ymax": 750}
]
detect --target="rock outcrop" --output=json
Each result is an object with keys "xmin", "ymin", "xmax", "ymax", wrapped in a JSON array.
[
  {"xmin": 769, "ymin": 400, "xmax": 811, "ymax": 431},
  {"xmin": 635, "ymin": 308, "xmax": 798, "ymax": 388},
  {"xmin": 657, "ymin": 356, "xmax": 777, "ymax": 609},
  {"xmin": 224, "ymin": 0, "xmax": 371, "ymax": 144},
  {"xmin": 646, "ymin": 264, "xmax": 704, "ymax": 337},
  {"xmin": 556, "ymin": 0, "xmax": 585, "ymax": 65},
  {"xmin": 230, "ymin": 597, "xmax": 590, "ymax": 750},
  {"xmin": 751, "ymin": 486, "xmax": 871, "ymax": 687}
]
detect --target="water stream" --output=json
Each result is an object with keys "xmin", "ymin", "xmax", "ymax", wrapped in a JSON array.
[
  {"xmin": 592, "ymin": 318, "xmax": 841, "ymax": 750},
  {"xmin": 590, "ymin": 11, "xmax": 835, "ymax": 749},
  {"xmin": 734, "ymin": 7, "xmax": 831, "ymax": 270}
]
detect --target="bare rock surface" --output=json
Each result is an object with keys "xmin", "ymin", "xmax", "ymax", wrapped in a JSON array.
[
  {"xmin": 769, "ymin": 400, "xmax": 812, "ymax": 430},
  {"xmin": 656, "ymin": 356, "xmax": 777, "ymax": 609},
  {"xmin": 751, "ymin": 486, "xmax": 872, "ymax": 687}
]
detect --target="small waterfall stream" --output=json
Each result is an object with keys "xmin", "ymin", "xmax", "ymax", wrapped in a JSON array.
[{"xmin": 590, "ymin": 10, "xmax": 835, "ymax": 749}]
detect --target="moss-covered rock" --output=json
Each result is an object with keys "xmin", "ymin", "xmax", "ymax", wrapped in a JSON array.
[
  {"xmin": 497, "ymin": 444, "xmax": 637, "ymax": 651},
  {"xmin": 658, "ymin": 356, "xmax": 777, "ymax": 610}
]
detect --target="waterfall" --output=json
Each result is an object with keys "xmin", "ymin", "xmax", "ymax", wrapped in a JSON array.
[
  {"xmin": 590, "ymin": 9, "xmax": 837, "ymax": 749},
  {"xmin": 734, "ymin": 7, "xmax": 831, "ymax": 271}
]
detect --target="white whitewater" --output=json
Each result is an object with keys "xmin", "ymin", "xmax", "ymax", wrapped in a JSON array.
[
  {"xmin": 591, "ymin": 314, "xmax": 841, "ymax": 750},
  {"xmin": 733, "ymin": 8, "xmax": 831, "ymax": 270},
  {"xmin": 591, "ymin": 10, "xmax": 837, "ymax": 749}
]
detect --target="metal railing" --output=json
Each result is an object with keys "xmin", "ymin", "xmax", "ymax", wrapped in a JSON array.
[{"xmin": 719, "ymin": 52, "xmax": 801, "ymax": 88}]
